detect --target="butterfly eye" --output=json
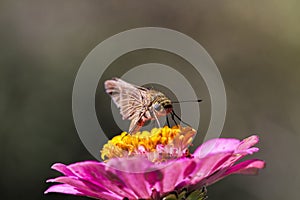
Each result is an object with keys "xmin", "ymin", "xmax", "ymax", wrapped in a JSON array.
[{"xmin": 154, "ymin": 103, "xmax": 163, "ymax": 111}]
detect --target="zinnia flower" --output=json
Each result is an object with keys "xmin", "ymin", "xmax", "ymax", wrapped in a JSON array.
[{"xmin": 45, "ymin": 126, "xmax": 265, "ymax": 200}]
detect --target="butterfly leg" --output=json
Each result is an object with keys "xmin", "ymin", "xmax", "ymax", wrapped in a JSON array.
[
  {"xmin": 166, "ymin": 115, "xmax": 170, "ymax": 127},
  {"xmin": 171, "ymin": 112, "xmax": 178, "ymax": 126},
  {"xmin": 152, "ymin": 111, "xmax": 161, "ymax": 128},
  {"xmin": 171, "ymin": 110, "xmax": 191, "ymax": 127}
]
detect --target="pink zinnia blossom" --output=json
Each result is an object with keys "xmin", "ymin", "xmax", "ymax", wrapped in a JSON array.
[{"xmin": 45, "ymin": 127, "xmax": 265, "ymax": 200}]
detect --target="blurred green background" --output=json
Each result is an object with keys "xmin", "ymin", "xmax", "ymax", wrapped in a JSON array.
[{"xmin": 1, "ymin": 1, "xmax": 300, "ymax": 200}]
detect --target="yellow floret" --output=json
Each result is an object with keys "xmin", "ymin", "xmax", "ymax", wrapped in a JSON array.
[{"xmin": 100, "ymin": 126, "xmax": 196, "ymax": 162}]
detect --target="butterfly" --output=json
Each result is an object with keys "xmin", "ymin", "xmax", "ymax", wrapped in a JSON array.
[{"xmin": 104, "ymin": 78, "xmax": 175, "ymax": 134}]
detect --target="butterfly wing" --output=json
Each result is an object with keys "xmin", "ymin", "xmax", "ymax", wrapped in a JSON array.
[
  {"xmin": 128, "ymin": 113, "xmax": 144, "ymax": 133},
  {"xmin": 104, "ymin": 78, "xmax": 149, "ymax": 121}
]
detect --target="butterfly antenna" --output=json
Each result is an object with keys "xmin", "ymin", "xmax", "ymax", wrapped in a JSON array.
[
  {"xmin": 172, "ymin": 99, "xmax": 202, "ymax": 103},
  {"xmin": 171, "ymin": 110, "xmax": 191, "ymax": 127}
]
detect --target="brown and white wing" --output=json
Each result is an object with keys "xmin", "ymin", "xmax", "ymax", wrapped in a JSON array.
[{"xmin": 104, "ymin": 78, "xmax": 148, "ymax": 120}]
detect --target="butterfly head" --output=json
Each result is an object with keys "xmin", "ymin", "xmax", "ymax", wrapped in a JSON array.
[
  {"xmin": 153, "ymin": 99, "xmax": 173, "ymax": 115},
  {"xmin": 162, "ymin": 103, "xmax": 173, "ymax": 114}
]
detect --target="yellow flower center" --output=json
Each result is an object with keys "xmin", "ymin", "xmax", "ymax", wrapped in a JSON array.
[{"xmin": 101, "ymin": 126, "xmax": 196, "ymax": 162}]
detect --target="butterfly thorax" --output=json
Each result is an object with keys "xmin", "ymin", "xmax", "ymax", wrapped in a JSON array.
[{"xmin": 146, "ymin": 90, "xmax": 173, "ymax": 116}]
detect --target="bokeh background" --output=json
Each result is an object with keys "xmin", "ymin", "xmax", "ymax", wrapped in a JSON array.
[{"xmin": 1, "ymin": 1, "xmax": 300, "ymax": 200}]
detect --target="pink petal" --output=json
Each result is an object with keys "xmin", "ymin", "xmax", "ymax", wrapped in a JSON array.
[
  {"xmin": 194, "ymin": 135, "xmax": 260, "ymax": 158},
  {"xmin": 189, "ymin": 152, "xmax": 234, "ymax": 184},
  {"xmin": 158, "ymin": 159, "xmax": 195, "ymax": 193},
  {"xmin": 204, "ymin": 159, "xmax": 266, "ymax": 186},
  {"xmin": 107, "ymin": 156, "xmax": 153, "ymax": 173},
  {"xmin": 237, "ymin": 135, "xmax": 259, "ymax": 152},
  {"xmin": 46, "ymin": 176, "xmax": 120, "ymax": 199},
  {"xmin": 225, "ymin": 159, "xmax": 266, "ymax": 175},
  {"xmin": 194, "ymin": 138, "xmax": 240, "ymax": 158},
  {"xmin": 44, "ymin": 184, "xmax": 83, "ymax": 195},
  {"xmin": 51, "ymin": 163, "xmax": 75, "ymax": 176},
  {"xmin": 67, "ymin": 161, "xmax": 137, "ymax": 199},
  {"xmin": 106, "ymin": 157, "xmax": 154, "ymax": 198}
]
